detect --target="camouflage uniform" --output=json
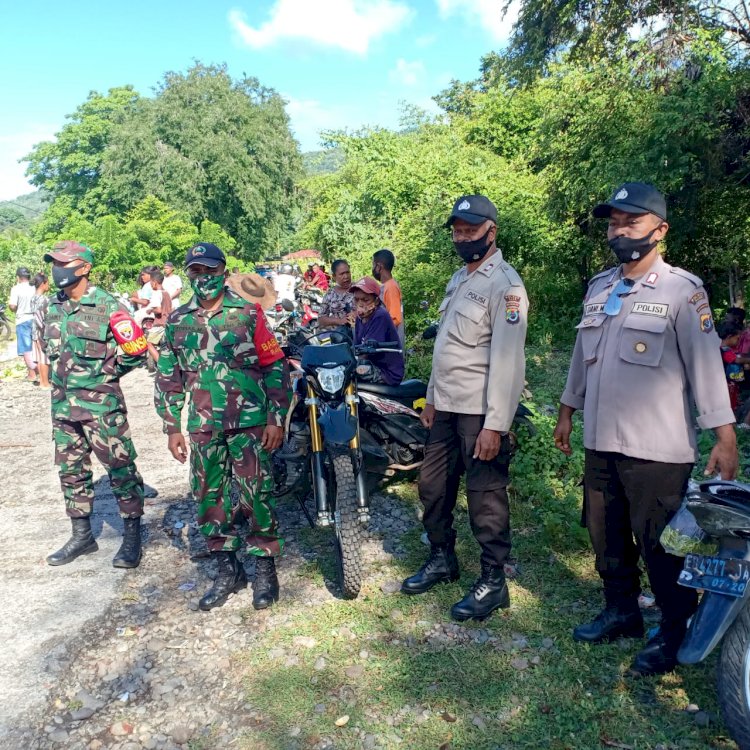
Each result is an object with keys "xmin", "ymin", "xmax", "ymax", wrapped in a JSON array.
[
  {"xmin": 154, "ymin": 289, "xmax": 289, "ymax": 555},
  {"xmin": 43, "ymin": 285, "xmax": 145, "ymax": 518}
]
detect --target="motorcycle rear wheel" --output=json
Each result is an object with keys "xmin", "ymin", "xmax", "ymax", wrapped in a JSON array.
[
  {"xmin": 331, "ymin": 453, "xmax": 364, "ymax": 600},
  {"xmin": 718, "ymin": 602, "xmax": 750, "ymax": 750},
  {"xmin": 0, "ymin": 320, "xmax": 10, "ymax": 340}
]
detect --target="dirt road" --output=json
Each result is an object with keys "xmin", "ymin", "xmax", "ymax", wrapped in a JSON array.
[{"xmin": 0, "ymin": 367, "xmax": 410, "ymax": 749}]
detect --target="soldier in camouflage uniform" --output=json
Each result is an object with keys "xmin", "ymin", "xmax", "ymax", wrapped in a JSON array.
[
  {"xmin": 44, "ymin": 241, "xmax": 148, "ymax": 568},
  {"xmin": 155, "ymin": 243, "xmax": 289, "ymax": 611}
]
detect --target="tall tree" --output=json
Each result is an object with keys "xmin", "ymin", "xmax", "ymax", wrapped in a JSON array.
[
  {"xmin": 100, "ymin": 63, "xmax": 303, "ymax": 259},
  {"xmin": 23, "ymin": 86, "xmax": 140, "ymax": 224},
  {"xmin": 506, "ymin": 0, "xmax": 750, "ymax": 77}
]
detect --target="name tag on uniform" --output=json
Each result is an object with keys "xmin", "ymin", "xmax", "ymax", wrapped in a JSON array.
[
  {"xmin": 631, "ymin": 302, "xmax": 669, "ymax": 317},
  {"xmin": 584, "ymin": 303, "xmax": 605, "ymax": 315},
  {"xmin": 465, "ymin": 290, "xmax": 488, "ymax": 307}
]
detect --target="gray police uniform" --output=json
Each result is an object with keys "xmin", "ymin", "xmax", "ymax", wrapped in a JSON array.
[
  {"xmin": 561, "ymin": 253, "xmax": 733, "ymax": 623},
  {"xmin": 421, "ymin": 250, "xmax": 528, "ymax": 567}
]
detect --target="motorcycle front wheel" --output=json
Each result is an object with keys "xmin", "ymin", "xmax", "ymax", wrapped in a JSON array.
[
  {"xmin": 331, "ymin": 453, "xmax": 364, "ymax": 600},
  {"xmin": 718, "ymin": 601, "xmax": 750, "ymax": 750}
]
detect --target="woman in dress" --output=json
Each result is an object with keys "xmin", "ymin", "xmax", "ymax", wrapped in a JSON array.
[{"xmin": 317, "ymin": 259, "xmax": 355, "ymax": 330}]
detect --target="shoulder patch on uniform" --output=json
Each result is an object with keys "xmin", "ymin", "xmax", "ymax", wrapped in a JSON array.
[
  {"xmin": 700, "ymin": 311, "xmax": 714, "ymax": 333},
  {"xmin": 669, "ymin": 267, "xmax": 703, "ymax": 288}
]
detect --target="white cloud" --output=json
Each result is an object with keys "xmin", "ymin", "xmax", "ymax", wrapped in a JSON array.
[
  {"xmin": 435, "ymin": 0, "xmax": 521, "ymax": 42},
  {"xmin": 0, "ymin": 127, "xmax": 55, "ymax": 202},
  {"xmin": 389, "ymin": 58, "xmax": 425, "ymax": 87},
  {"xmin": 229, "ymin": 0, "xmax": 413, "ymax": 55}
]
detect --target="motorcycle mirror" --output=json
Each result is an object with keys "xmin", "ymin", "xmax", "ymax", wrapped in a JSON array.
[
  {"xmin": 419, "ymin": 300, "xmax": 430, "ymax": 311},
  {"xmin": 281, "ymin": 299, "xmax": 295, "ymax": 312}
]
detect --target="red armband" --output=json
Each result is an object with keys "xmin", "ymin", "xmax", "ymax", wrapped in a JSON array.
[
  {"xmin": 253, "ymin": 303, "xmax": 284, "ymax": 367},
  {"xmin": 109, "ymin": 311, "xmax": 147, "ymax": 356}
]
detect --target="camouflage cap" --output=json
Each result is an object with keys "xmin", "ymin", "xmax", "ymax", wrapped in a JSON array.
[{"xmin": 44, "ymin": 241, "xmax": 95, "ymax": 265}]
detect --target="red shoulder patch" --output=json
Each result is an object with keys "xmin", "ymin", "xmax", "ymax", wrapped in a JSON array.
[{"xmin": 252, "ymin": 303, "xmax": 284, "ymax": 366}]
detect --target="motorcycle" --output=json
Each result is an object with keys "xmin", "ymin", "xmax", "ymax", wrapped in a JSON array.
[
  {"xmin": 267, "ymin": 298, "xmax": 315, "ymax": 348},
  {"xmin": 0, "ymin": 304, "xmax": 11, "ymax": 339},
  {"xmin": 273, "ymin": 328, "xmax": 428, "ymax": 599},
  {"xmin": 667, "ymin": 479, "xmax": 750, "ymax": 750}
]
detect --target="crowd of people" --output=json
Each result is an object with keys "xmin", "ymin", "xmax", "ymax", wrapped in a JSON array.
[{"xmin": 6, "ymin": 182, "xmax": 743, "ymax": 684}]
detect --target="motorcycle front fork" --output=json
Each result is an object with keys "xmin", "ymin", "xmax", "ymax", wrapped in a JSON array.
[{"xmin": 308, "ymin": 382, "xmax": 369, "ymax": 526}]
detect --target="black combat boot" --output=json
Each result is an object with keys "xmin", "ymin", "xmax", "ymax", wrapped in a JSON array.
[
  {"xmin": 628, "ymin": 620, "xmax": 686, "ymax": 677},
  {"xmin": 573, "ymin": 598, "xmax": 644, "ymax": 644},
  {"xmin": 112, "ymin": 517, "xmax": 142, "ymax": 569},
  {"xmin": 450, "ymin": 563, "xmax": 510, "ymax": 622},
  {"xmin": 47, "ymin": 517, "xmax": 98, "ymax": 566},
  {"xmin": 198, "ymin": 551, "xmax": 247, "ymax": 611},
  {"xmin": 401, "ymin": 537, "xmax": 459, "ymax": 595},
  {"xmin": 253, "ymin": 557, "xmax": 280, "ymax": 610}
]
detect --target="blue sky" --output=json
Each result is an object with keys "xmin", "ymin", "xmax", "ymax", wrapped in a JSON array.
[{"xmin": 0, "ymin": 0, "xmax": 518, "ymax": 201}]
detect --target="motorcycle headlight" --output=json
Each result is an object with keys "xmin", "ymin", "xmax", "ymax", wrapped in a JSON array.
[{"xmin": 317, "ymin": 365, "xmax": 346, "ymax": 394}]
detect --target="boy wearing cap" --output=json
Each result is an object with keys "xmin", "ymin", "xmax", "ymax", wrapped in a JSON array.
[
  {"xmin": 43, "ymin": 241, "xmax": 148, "ymax": 569},
  {"xmin": 9, "ymin": 266, "xmax": 37, "ymax": 381},
  {"xmin": 155, "ymin": 243, "xmax": 290, "ymax": 612},
  {"xmin": 554, "ymin": 182, "xmax": 738, "ymax": 676},
  {"xmin": 401, "ymin": 195, "xmax": 528, "ymax": 623}
]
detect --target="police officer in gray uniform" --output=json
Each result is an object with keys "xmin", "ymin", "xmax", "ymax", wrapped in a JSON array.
[
  {"xmin": 401, "ymin": 195, "xmax": 528, "ymax": 622},
  {"xmin": 554, "ymin": 182, "xmax": 738, "ymax": 676}
]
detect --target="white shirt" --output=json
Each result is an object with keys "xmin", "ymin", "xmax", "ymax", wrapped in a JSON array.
[
  {"xmin": 145, "ymin": 289, "xmax": 163, "ymax": 313},
  {"xmin": 9, "ymin": 281, "xmax": 36, "ymax": 324},
  {"xmin": 163, "ymin": 273, "xmax": 183, "ymax": 299},
  {"xmin": 274, "ymin": 274, "xmax": 296, "ymax": 303},
  {"xmin": 139, "ymin": 282, "xmax": 153, "ymax": 302}
]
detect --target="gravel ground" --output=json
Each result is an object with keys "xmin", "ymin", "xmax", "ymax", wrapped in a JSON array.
[{"xmin": 0, "ymin": 366, "xmax": 416, "ymax": 750}]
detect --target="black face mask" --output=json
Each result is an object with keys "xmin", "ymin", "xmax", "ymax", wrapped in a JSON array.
[
  {"xmin": 453, "ymin": 227, "xmax": 493, "ymax": 263},
  {"xmin": 52, "ymin": 263, "xmax": 85, "ymax": 289},
  {"xmin": 608, "ymin": 227, "xmax": 660, "ymax": 264}
]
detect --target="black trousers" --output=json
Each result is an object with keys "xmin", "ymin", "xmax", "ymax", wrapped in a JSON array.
[
  {"xmin": 584, "ymin": 449, "xmax": 698, "ymax": 625},
  {"xmin": 419, "ymin": 411, "xmax": 512, "ymax": 567}
]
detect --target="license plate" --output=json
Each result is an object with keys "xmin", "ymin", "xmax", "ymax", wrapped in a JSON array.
[{"xmin": 678, "ymin": 553, "xmax": 750, "ymax": 598}]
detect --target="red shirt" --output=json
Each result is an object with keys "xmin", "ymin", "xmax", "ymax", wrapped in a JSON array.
[
  {"xmin": 312, "ymin": 269, "xmax": 329, "ymax": 290},
  {"xmin": 736, "ymin": 329, "xmax": 750, "ymax": 355}
]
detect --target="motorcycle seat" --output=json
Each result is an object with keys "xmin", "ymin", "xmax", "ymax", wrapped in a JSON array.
[{"xmin": 358, "ymin": 379, "xmax": 427, "ymax": 400}]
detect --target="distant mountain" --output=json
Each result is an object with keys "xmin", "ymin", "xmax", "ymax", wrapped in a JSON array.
[
  {"xmin": 0, "ymin": 190, "xmax": 49, "ymax": 231},
  {"xmin": 303, "ymin": 149, "xmax": 344, "ymax": 176}
]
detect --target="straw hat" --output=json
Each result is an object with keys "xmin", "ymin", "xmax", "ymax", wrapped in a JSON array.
[{"xmin": 226, "ymin": 273, "xmax": 277, "ymax": 311}]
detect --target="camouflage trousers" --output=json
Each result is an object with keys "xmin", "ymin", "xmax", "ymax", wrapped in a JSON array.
[
  {"xmin": 53, "ymin": 412, "xmax": 144, "ymax": 519},
  {"xmin": 189, "ymin": 427, "xmax": 283, "ymax": 556}
]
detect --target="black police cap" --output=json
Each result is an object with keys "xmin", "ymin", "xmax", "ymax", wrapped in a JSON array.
[
  {"xmin": 593, "ymin": 182, "xmax": 667, "ymax": 221},
  {"xmin": 445, "ymin": 195, "xmax": 498, "ymax": 227},
  {"xmin": 185, "ymin": 243, "xmax": 226, "ymax": 269}
]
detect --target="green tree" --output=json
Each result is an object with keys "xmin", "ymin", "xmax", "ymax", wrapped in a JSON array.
[
  {"xmin": 296, "ymin": 125, "xmax": 567, "ymax": 344},
  {"xmin": 23, "ymin": 87, "xmax": 140, "ymax": 233},
  {"xmin": 48, "ymin": 196, "xmax": 236, "ymax": 291},
  {"xmin": 100, "ymin": 63, "xmax": 302, "ymax": 260}
]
